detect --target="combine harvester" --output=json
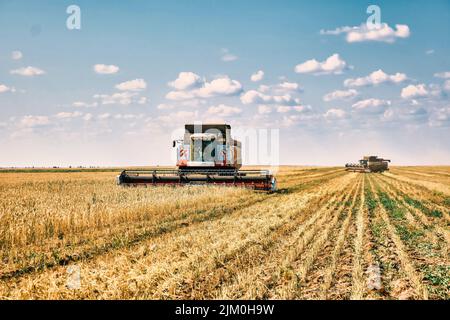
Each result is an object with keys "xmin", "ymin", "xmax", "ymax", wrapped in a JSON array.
[
  {"xmin": 345, "ymin": 155, "xmax": 391, "ymax": 173},
  {"xmin": 117, "ymin": 124, "xmax": 277, "ymax": 191}
]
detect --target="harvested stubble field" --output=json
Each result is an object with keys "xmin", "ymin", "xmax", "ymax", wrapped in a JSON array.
[{"xmin": 0, "ymin": 166, "xmax": 449, "ymax": 300}]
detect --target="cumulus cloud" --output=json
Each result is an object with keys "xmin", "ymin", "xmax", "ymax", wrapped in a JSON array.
[
  {"xmin": 19, "ymin": 115, "xmax": 50, "ymax": 128},
  {"xmin": 11, "ymin": 50, "xmax": 23, "ymax": 60},
  {"xmin": 352, "ymin": 99, "xmax": 391, "ymax": 113},
  {"xmin": 401, "ymin": 84, "xmax": 429, "ymax": 99},
  {"xmin": 294, "ymin": 54, "xmax": 348, "ymax": 75},
  {"xmin": 55, "ymin": 111, "xmax": 83, "ymax": 119},
  {"xmin": 444, "ymin": 80, "xmax": 450, "ymax": 92},
  {"xmin": 344, "ymin": 69, "xmax": 407, "ymax": 87},
  {"xmin": 251, "ymin": 70, "xmax": 264, "ymax": 82},
  {"xmin": 221, "ymin": 48, "xmax": 238, "ymax": 62},
  {"xmin": 168, "ymin": 72, "xmax": 203, "ymax": 90},
  {"xmin": 158, "ymin": 110, "xmax": 199, "ymax": 124},
  {"xmin": 324, "ymin": 108, "xmax": 347, "ymax": 119},
  {"xmin": 0, "ymin": 84, "xmax": 12, "ymax": 93},
  {"xmin": 434, "ymin": 71, "xmax": 450, "ymax": 79},
  {"xmin": 72, "ymin": 101, "xmax": 98, "ymax": 108},
  {"xmin": 10, "ymin": 66, "xmax": 45, "ymax": 77},
  {"xmin": 157, "ymin": 104, "xmax": 174, "ymax": 110},
  {"xmin": 429, "ymin": 107, "xmax": 450, "ymax": 127},
  {"xmin": 258, "ymin": 105, "xmax": 272, "ymax": 114},
  {"xmin": 98, "ymin": 113, "xmax": 111, "ymax": 120},
  {"xmin": 93, "ymin": 64, "xmax": 119, "ymax": 74},
  {"xmin": 323, "ymin": 89, "xmax": 358, "ymax": 102},
  {"xmin": 240, "ymin": 90, "xmax": 301, "ymax": 106},
  {"xmin": 321, "ymin": 23, "xmax": 410, "ymax": 43},
  {"xmin": 115, "ymin": 79, "xmax": 147, "ymax": 91},
  {"xmin": 207, "ymin": 104, "xmax": 242, "ymax": 117},
  {"xmin": 166, "ymin": 75, "xmax": 242, "ymax": 101},
  {"xmin": 277, "ymin": 82, "xmax": 302, "ymax": 93},
  {"xmin": 94, "ymin": 92, "xmax": 146, "ymax": 105}
]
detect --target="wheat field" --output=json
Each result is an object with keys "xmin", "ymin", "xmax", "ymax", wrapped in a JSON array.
[{"xmin": 0, "ymin": 166, "xmax": 448, "ymax": 300}]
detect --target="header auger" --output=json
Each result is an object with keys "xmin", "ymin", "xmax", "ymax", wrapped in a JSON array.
[
  {"xmin": 345, "ymin": 155, "xmax": 391, "ymax": 173},
  {"xmin": 117, "ymin": 124, "xmax": 277, "ymax": 191}
]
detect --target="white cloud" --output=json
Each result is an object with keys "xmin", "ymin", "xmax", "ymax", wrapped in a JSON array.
[
  {"xmin": 258, "ymin": 105, "xmax": 272, "ymax": 114},
  {"xmin": 11, "ymin": 50, "xmax": 23, "ymax": 60},
  {"xmin": 157, "ymin": 104, "xmax": 174, "ymax": 110},
  {"xmin": 166, "ymin": 76, "xmax": 242, "ymax": 100},
  {"xmin": 93, "ymin": 64, "xmax": 119, "ymax": 74},
  {"xmin": 195, "ymin": 77, "xmax": 243, "ymax": 98},
  {"xmin": 221, "ymin": 48, "xmax": 238, "ymax": 62},
  {"xmin": 10, "ymin": 66, "xmax": 45, "ymax": 77},
  {"xmin": 321, "ymin": 23, "xmax": 410, "ymax": 43},
  {"xmin": 19, "ymin": 115, "xmax": 50, "ymax": 128},
  {"xmin": 94, "ymin": 92, "xmax": 139, "ymax": 105},
  {"xmin": 251, "ymin": 70, "xmax": 264, "ymax": 82},
  {"xmin": 401, "ymin": 84, "xmax": 429, "ymax": 99},
  {"xmin": 352, "ymin": 99, "xmax": 391, "ymax": 113},
  {"xmin": 444, "ymin": 80, "xmax": 450, "ymax": 92},
  {"xmin": 115, "ymin": 79, "xmax": 147, "ymax": 91},
  {"xmin": 72, "ymin": 101, "xmax": 98, "ymax": 108},
  {"xmin": 240, "ymin": 90, "xmax": 301, "ymax": 106},
  {"xmin": 344, "ymin": 69, "xmax": 407, "ymax": 87},
  {"xmin": 83, "ymin": 113, "xmax": 93, "ymax": 121},
  {"xmin": 426, "ymin": 49, "xmax": 435, "ymax": 55},
  {"xmin": 324, "ymin": 108, "xmax": 347, "ymax": 119},
  {"xmin": 207, "ymin": 104, "xmax": 242, "ymax": 117},
  {"xmin": 55, "ymin": 111, "xmax": 83, "ymax": 119},
  {"xmin": 429, "ymin": 107, "xmax": 450, "ymax": 127},
  {"xmin": 323, "ymin": 89, "xmax": 358, "ymax": 102},
  {"xmin": 434, "ymin": 72, "xmax": 450, "ymax": 79},
  {"xmin": 276, "ymin": 106, "xmax": 292, "ymax": 113},
  {"xmin": 137, "ymin": 97, "xmax": 148, "ymax": 105},
  {"xmin": 157, "ymin": 110, "xmax": 198, "ymax": 124},
  {"xmin": 294, "ymin": 53, "xmax": 347, "ymax": 75},
  {"xmin": 277, "ymin": 82, "xmax": 302, "ymax": 92},
  {"xmin": 168, "ymin": 72, "xmax": 203, "ymax": 90},
  {"xmin": 0, "ymin": 84, "xmax": 11, "ymax": 93},
  {"xmin": 98, "ymin": 113, "xmax": 111, "ymax": 120}
]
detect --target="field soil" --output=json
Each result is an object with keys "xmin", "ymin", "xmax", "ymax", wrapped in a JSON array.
[{"xmin": 0, "ymin": 166, "xmax": 449, "ymax": 299}]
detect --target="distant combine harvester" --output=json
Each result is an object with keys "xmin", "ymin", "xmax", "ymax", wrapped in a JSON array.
[{"xmin": 345, "ymin": 155, "xmax": 391, "ymax": 173}]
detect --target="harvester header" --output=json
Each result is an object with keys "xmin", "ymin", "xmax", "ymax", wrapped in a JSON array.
[
  {"xmin": 117, "ymin": 124, "xmax": 276, "ymax": 191},
  {"xmin": 345, "ymin": 155, "xmax": 391, "ymax": 173}
]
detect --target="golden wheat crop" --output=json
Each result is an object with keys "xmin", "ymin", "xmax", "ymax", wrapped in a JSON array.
[{"xmin": 0, "ymin": 166, "xmax": 448, "ymax": 300}]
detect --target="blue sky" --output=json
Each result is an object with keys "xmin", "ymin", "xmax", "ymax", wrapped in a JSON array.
[{"xmin": 0, "ymin": 0, "xmax": 449, "ymax": 166}]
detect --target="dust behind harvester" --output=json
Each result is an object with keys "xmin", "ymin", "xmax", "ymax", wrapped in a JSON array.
[
  {"xmin": 117, "ymin": 124, "xmax": 276, "ymax": 191},
  {"xmin": 345, "ymin": 155, "xmax": 391, "ymax": 173}
]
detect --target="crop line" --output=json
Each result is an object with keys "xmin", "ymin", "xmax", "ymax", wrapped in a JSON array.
[
  {"xmin": 373, "ymin": 174, "xmax": 449, "ymax": 251},
  {"xmin": 271, "ymin": 175, "xmax": 361, "ymax": 299},
  {"xmin": 367, "ymin": 176, "xmax": 429, "ymax": 300},
  {"xmin": 377, "ymin": 173, "xmax": 450, "ymax": 224},
  {"xmin": 151, "ymin": 173, "xmax": 357, "ymax": 299},
  {"xmin": 320, "ymin": 174, "xmax": 363, "ymax": 299}
]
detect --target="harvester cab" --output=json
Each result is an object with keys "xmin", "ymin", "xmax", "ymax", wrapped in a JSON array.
[
  {"xmin": 345, "ymin": 155, "xmax": 391, "ymax": 173},
  {"xmin": 117, "ymin": 124, "xmax": 276, "ymax": 191}
]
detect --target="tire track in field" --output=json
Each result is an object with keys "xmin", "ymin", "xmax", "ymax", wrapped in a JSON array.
[
  {"xmin": 368, "ymin": 176, "xmax": 429, "ymax": 300},
  {"xmin": 267, "ymin": 175, "xmax": 361, "ymax": 299},
  {"xmin": 149, "ymin": 173, "xmax": 356, "ymax": 299},
  {"xmin": 350, "ymin": 175, "xmax": 369, "ymax": 299},
  {"xmin": 296, "ymin": 175, "xmax": 362, "ymax": 299},
  {"xmin": 323, "ymin": 176, "xmax": 364, "ymax": 299},
  {"xmin": 209, "ymin": 174, "xmax": 359, "ymax": 299}
]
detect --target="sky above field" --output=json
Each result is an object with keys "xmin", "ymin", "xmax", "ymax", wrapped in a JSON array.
[{"xmin": 0, "ymin": 0, "xmax": 449, "ymax": 166}]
